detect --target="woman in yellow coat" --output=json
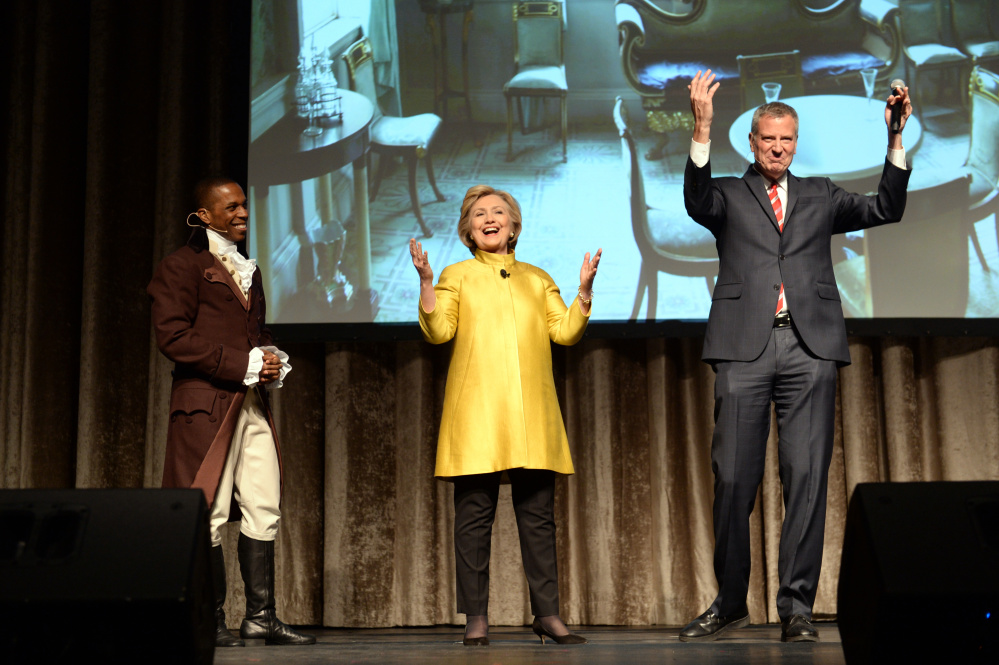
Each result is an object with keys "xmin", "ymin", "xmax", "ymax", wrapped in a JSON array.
[{"xmin": 409, "ymin": 184, "xmax": 601, "ymax": 646}]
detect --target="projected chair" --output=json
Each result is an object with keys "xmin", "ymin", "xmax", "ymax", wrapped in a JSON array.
[
  {"xmin": 897, "ymin": 0, "xmax": 970, "ymax": 116},
  {"xmin": 950, "ymin": 0, "xmax": 999, "ymax": 71},
  {"xmin": 866, "ymin": 174, "xmax": 971, "ymax": 317},
  {"xmin": 736, "ymin": 50, "xmax": 804, "ymax": 112},
  {"xmin": 343, "ymin": 37, "xmax": 444, "ymax": 238},
  {"xmin": 963, "ymin": 65, "xmax": 999, "ymax": 270},
  {"xmin": 614, "ymin": 97, "xmax": 718, "ymax": 321},
  {"xmin": 504, "ymin": 1, "xmax": 568, "ymax": 163}
]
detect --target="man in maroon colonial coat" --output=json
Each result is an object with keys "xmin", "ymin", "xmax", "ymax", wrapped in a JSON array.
[{"xmin": 148, "ymin": 176, "xmax": 314, "ymax": 647}]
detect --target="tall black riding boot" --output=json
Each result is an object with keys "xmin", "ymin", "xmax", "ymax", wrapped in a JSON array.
[
  {"xmin": 210, "ymin": 545, "xmax": 245, "ymax": 647},
  {"xmin": 237, "ymin": 533, "xmax": 316, "ymax": 645}
]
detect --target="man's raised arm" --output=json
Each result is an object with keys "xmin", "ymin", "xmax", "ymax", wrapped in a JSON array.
[
  {"xmin": 688, "ymin": 70, "xmax": 721, "ymax": 167},
  {"xmin": 689, "ymin": 69, "xmax": 720, "ymax": 146}
]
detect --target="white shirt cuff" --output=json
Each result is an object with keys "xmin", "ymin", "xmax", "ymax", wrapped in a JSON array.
[
  {"xmin": 887, "ymin": 147, "xmax": 906, "ymax": 170},
  {"xmin": 244, "ymin": 346, "xmax": 292, "ymax": 389},
  {"xmin": 690, "ymin": 139, "xmax": 710, "ymax": 168}
]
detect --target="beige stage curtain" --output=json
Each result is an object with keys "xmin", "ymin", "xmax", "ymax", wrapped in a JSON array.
[
  {"xmin": 205, "ymin": 336, "xmax": 997, "ymax": 628},
  {"xmin": 3, "ymin": 0, "xmax": 998, "ymax": 630}
]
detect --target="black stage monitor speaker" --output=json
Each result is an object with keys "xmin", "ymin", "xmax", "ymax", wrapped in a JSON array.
[
  {"xmin": 838, "ymin": 481, "xmax": 999, "ymax": 664},
  {"xmin": 0, "ymin": 488, "xmax": 214, "ymax": 664}
]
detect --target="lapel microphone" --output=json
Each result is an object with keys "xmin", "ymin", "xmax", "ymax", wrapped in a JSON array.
[{"xmin": 500, "ymin": 269, "xmax": 510, "ymax": 279}]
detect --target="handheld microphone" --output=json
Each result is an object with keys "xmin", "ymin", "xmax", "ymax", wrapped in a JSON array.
[
  {"xmin": 500, "ymin": 269, "xmax": 509, "ymax": 279},
  {"xmin": 889, "ymin": 78, "xmax": 906, "ymax": 133}
]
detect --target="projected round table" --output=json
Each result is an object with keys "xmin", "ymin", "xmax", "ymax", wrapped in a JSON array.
[
  {"xmin": 249, "ymin": 90, "xmax": 377, "ymax": 318},
  {"xmin": 728, "ymin": 95, "xmax": 922, "ymax": 181}
]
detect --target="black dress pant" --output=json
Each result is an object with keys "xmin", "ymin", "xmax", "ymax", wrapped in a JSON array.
[
  {"xmin": 452, "ymin": 468, "xmax": 559, "ymax": 616},
  {"xmin": 709, "ymin": 324, "xmax": 838, "ymax": 621}
]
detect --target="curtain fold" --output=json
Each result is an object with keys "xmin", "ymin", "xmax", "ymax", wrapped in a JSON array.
[
  {"xmin": 3, "ymin": 0, "xmax": 999, "ymax": 630},
  {"xmin": 2, "ymin": 0, "xmax": 90, "ymax": 490},
  {"xmin": 77, "ymin": 0, "xmax": 161, "ymax": 490}
]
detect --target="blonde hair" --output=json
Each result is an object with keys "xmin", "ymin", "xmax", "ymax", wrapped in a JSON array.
[{"xmin": 457, "ymin": 185, "xmax": 522, "ymax": 254}]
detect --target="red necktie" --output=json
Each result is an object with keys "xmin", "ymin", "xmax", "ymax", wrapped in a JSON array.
[{"xmin": 770, "ymin": 182, "xmax": 785, "ymax": 315}]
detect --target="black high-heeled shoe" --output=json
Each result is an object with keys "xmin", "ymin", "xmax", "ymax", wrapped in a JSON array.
[
  {"xmin": 531, "ymin": 617, "xmax": 587, "ymax": 645},
  {"xmin": 463, "ymin": 615, "xmax": 489, "ymax": 645}
]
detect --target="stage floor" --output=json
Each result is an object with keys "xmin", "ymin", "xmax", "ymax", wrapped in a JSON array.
[{"xmin": 214, "ymin": 623, "xmax": 846, "ymax": 664}]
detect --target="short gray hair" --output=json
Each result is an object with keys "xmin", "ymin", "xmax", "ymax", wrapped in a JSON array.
[{"xmin": 750, "ymin": 102, "xmax": 799, "ymax": 137}]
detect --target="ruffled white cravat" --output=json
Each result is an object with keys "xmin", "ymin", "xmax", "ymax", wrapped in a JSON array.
[{"xmin": 207, "ymin": 229, "xmax": 256, "ymax": 294}]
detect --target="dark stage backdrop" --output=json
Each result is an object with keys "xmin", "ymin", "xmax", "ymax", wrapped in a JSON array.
[{"xmin": 2, "ymin": 0, "xmax": 998, "ymax": 629}]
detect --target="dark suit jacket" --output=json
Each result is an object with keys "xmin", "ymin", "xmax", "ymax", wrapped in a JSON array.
[
  {"xmin": 684, "ymin": 158, "xmax": 911, "ymax": 365},
  {"xmin": 147, "ymin": 229, "xmax": 282, "ymax": 507}
]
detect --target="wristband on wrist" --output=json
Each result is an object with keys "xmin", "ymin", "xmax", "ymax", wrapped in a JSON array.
[{"xmin": 578, "ymin": 287, "xmax": 593, "ymax": 305}]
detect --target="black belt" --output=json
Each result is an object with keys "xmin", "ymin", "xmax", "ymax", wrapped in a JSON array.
[{"xmin": 774, "ymin": 312, "xmax": 792, "ymax": 328}]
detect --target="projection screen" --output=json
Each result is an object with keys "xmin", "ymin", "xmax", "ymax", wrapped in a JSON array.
[{"xmin": 247, "ymin": 0, "xmax": 999, "ymax": 333}]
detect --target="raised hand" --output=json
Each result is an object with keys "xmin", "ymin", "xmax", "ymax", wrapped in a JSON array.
[
  {"xmin": 885, "ymin": 85, "xmax": 912, "ymax": 142},
  {"xmin": 410, "ymin": 238, "xmax": 434, "ymax": 284},
  {"xmin": 688, "ymin": 69, "xmax": 720, "ymax": 143},
  {"xmin": 579, "ymin": 248, "xmax": 602, "ymax": 296},
  {"xmin": 410, "ymin": 238, "xmax": 437, "ymax": 312}
]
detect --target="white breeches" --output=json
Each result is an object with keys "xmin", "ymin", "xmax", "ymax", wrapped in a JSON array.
[{"xmin": 208, "ymin": 387, "xmax": 281, "ymax": 546}]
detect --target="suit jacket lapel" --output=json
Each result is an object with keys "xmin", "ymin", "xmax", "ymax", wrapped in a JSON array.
[
  {"xmin": 204, "ymin": 257, "xmax": 249, "ymax": 310},
  {"xmin": 743, "ymin": 166, "xmax": 781, "ymax": 233},
  {"xmin": 784, "ymin": 171, "xmax": 799, "ymax": 223}
]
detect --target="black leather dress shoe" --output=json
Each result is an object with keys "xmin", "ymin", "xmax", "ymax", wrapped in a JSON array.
[
  {"xmin": 781, "ymin": 614, "xmax": 819, "ymax": 642},
  {"xmin": 678, "ymin": 609, "xmax": 750, "ymax": 642}
]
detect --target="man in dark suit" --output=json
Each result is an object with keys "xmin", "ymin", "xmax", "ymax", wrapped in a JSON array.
[
  {"xmin": 148, "ymin": 177, "xmax": 315, "ymax": 648},
  {"xmin": 678, "ymin": 71, "xmax": 912, "ymax": 643}
]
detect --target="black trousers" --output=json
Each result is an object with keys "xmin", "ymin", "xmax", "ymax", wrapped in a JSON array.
[
  {"xmin": 708, "ymin": 324, "xmax": 838, "ymax": 621},
  {"xmin": 452, "ymin": 469, "xmax": 559, "ymax": 616}
]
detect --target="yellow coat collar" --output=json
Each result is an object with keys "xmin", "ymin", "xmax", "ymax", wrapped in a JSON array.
[{"xmin": 473, "ymin": 249, "xmax": 517, "ymax": 269}]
